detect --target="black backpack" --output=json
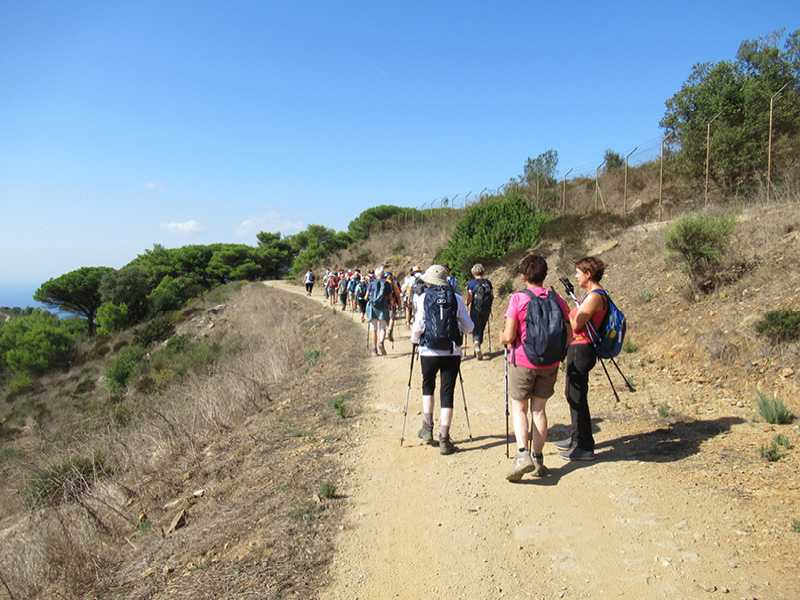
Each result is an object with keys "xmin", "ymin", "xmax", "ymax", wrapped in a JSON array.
[
  {"xmin": 472, "ymin": 279, "xmax": 493, "ymax": 312},
  {"xmin": 412, "ymin": 276, "xmax": 427, "ymax": 297},
  {"xmin": 422, "ymin": 286, "xmax": 462, "ymax": 351},
  {"xmin": 518, "ymin": 289, "xmax": 568, "ymax": 366},
  {"xmin": 370, "ymin": 279, "xmax": 389, "ymax": 309}
]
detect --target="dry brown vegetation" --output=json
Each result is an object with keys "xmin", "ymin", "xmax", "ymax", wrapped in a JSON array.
[
  {"xmin": 1, "ymin": 185, "xmax": 799, "ymax": 599},
  {"xmin": 0, "ymin": 284, "xmax": 365, "ymax": 599}
]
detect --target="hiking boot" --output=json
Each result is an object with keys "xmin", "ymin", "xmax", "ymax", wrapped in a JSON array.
[
  {"xmin": 387, "ymin": 330, "xmax": 394, "ymax": 342},
  {"xmin": 531, "ymin": 454, "xmax": 547, "ymax": 478},
  {"xmin": 475, "ymin": 343, "xmax": 483, "ymax": 361},
  {"xmin": 561, "ymin": 447, "xmax": 596, "ymax": 461},
  {"xmin": 506, "ymin": 450, "xmax": 535, "ymax": 481},
  {"xmin": 417, "ymin": 421, "xmax": 433, "ymax": 443},
  {"xmin": 371, "ymin": 348, "xmax": 379, "ymax": 357},
  {"xmin": 439, "ymin": 435, "xmax": 456, "ymax": 455},
  {"xmin": 554, "ymin": 438, "xmax": 576, "ymax": 451},
  {"xmin": 379, "ymin": 343, "xmax": 387, "ymax": 355}
]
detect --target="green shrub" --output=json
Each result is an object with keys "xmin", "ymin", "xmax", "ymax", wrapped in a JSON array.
[
  {"xmin": 663, "ymin": 213, "xmax": 735, "ymax": 294},
  {"xmin": 760, "ymin": 440, "xmax": 781, "ymax": 462},
  {"xmin": 438, "ymin": 192, "xmax": 553, "ymax": 283},
  {"xmin": 792, "ymin": 518, "xmax": 800, "ymax": 533},
  {"xmin": 755, "ymin": 389, "xmax": 795, "ymax": 425},
  {"xmin": 755, "ymin": 309, "xmax": 800, "ymax": 343},
  {"xmin": 623, "ymin": 340, "xmax": 638, "ymax": 353},
  {"xmin": 304, "ymin": 349, "xmax": 324, "ymax": 366},
  {"xmin": 636, "ymin": 287, "xmax": 656, "ymax": 303},
  {"xmin": 23, "ymin": 455, "xmax": 107, "ymax": 509},
  {"xmin": 319, "ymin": 480, "xmax": 336, "ymax": 499},
  {"xmin": 107, "ymin": 344, "xmax": 147, "ymax": 395},
  {"xmin": 96, "ymin": 302, "xmax": 131, "ymax": 336},
  {"xmin": 775, "ymin": 433, "xmax": 793, "ymax": 449},
  {"xmin": 0, "ymin": 313, "xmax": 76, "ymax": 379},
  {"xmin": 331, "ymin": 395, "xmax": 347, "ymax": 418},
  {"xmin": 657, "ymin": 402, "xmax": 670, "ymax": 418},
  {"xmin": 133, "ymin": 313, "xmax": 176, "ymax": 347}
]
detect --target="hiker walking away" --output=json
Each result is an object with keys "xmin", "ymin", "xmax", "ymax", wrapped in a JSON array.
[
  {"xmin": 561, "ymin": 256, "xmax": 608, "ymax": 462},
  {"xmin": 466, "ymin": 263, "xmax": 493, "ymax": 360},
  {"xmin": 444, "ymin": 264, "xmax": 461, "ymax": 296},
  {"xmin": 400, "ymin": 267, "xmax": 416, "ymax": 323},
  {"xmin": 365, "ymin": 266, "xmax": 391, "ymax": 356},
  {"xmin": 322, "ymin": 269, "xmax": 330, "ymax": 301},
  {"xmin": 411, "ymin": 265, "xmax": 474, "ymax": 455},
  {"xmin": 304, "ymin": 269, "xmax": 315, "ymax": 296},
  {"xmin": 385, "ymin": 271, "xmax": 402, "ymax": 342},
  {"xmin": 500, "ymin": 254, "xmax": 572, "ymax": 481},
  {"xmin": 339, "ymin": 273, "xmax": 349, "ymax": 311},
  {"xmin": 348, "ymin": 273, "xmax": 359, "ymax": 312},
  {"xmin": 405, "ymin": 265, "xmax": 424, "ymax": 325},
  {"xmin": 326, "ymin": 271, "xmax": 339, "ymax": 308},
  {"xmin": 356, "ymin": 275, "xmax": 368, "ymax": 322}
]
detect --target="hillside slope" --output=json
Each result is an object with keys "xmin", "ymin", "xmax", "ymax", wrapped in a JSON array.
[{"xmin": 1, "ymin": 200, "xmax": 798, "ymax": 599}]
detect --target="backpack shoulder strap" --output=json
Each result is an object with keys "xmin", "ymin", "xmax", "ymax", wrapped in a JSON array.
[{"xmin": 588, "ymin": 288, "xmax": 609, "ymax": 310}]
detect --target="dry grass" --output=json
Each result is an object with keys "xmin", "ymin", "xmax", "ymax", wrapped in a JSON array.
[
  {"xmin": 320, "ymin": 212, "xmax": 459, "ymax": 275},
  {"xmin": 0, "ymin": 283, "xmax": 367, "ymax": 599}
]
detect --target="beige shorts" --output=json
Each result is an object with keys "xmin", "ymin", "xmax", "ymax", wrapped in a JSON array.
[{"xmin": 507, "ymin": 362, "xmax": 559, "ymax": 401}]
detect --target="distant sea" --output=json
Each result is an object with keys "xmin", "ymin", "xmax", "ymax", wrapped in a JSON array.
[{"xmin": 0, "ymin": 281, "xmax": 47, "ymax": 311}]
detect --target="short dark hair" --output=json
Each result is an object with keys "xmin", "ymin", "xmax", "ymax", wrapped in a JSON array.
[
  {"xmin": 574, "ymin": 256, "xmax": 605, "ymax": 282},
  {"xmin": 519, "ymin": 254, "xmax": 547, "ymax": 285}
]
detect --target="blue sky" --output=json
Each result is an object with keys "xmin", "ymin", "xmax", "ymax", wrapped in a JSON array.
[{"xmin": 1, "ymin": 1, "xmax": 796, "ymax": 298}]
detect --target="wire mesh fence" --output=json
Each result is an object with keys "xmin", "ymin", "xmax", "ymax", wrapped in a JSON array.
[{"xmin": 397, "ymin": 89, "xmax": 799, "ymax": 225}]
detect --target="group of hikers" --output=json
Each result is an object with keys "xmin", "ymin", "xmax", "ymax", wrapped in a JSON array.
[{"xmin": 303, "ymin": 253, "xmax": 612, "ymax": 482}]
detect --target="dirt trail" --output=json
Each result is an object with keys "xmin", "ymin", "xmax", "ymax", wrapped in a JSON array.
[{"xmin": 268, "ymin": 281, "xmax": 797, "ymax": 600}]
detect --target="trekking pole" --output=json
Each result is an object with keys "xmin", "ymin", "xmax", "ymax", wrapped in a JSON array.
[
  {"xmin": 457, "ymin": 367, "xmax": 473, "ymax": 442},
  {"xmin": 503, "ymin": 345, "xmax": 509, "ymax": 458},
  {"xmin": 487, "ymin": 312, "xmax": 492, "ymax": 355},
  {"xmin": 400, "ymin": 344, "xmax": 417, "ymax": 446}
]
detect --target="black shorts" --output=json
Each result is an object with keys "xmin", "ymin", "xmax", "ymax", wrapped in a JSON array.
[{"xmin": 420, "ymin": 355, "xmax": 461, "ymax": 409}]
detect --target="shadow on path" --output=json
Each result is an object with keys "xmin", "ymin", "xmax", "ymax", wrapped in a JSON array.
[{"xmin": 596, "ymin": 416, "xmax": 745, "ymax": 463}]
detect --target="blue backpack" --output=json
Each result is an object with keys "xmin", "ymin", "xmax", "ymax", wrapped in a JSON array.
[
  {"xmin": 422, "ymin": 286, "xmax": 462, "ymax": 351},
  {"xmin": 588, "ymin": 289, "xmax": 626, "ymax": 359},
  {"xmin": 518, "ymin": 289, "xmax": 569, "ymax": 366},
  {"xmin": 370, "ymin": 279, "xmax": 389, "ymax": 309}
]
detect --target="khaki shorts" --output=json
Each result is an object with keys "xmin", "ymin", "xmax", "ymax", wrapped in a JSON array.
[{"xmin": 507, "ymin": 362, "xmax": 559, "ymax": 400}]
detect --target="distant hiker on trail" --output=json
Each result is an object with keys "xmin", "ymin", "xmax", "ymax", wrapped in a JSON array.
[
  {"xmin": 401, "ymin": 267, "xmax": 416, "ymax": 322},
  {"xmin": 500, "ymin": 254, "xmax": 572, "ymax": 481},
  {"xmin": 365, "ymin": 266, "xmax": 392, "ymax": 356},
  {"xmin": 405, "ymin": 265, "xmax": 424, "ymax": 325},
  {"xmin": 348, "ymin": 273, "xmax": 359, "ymax": 312},
  {"xmin": 327, "ymin": 271, "xmax": 339, "ymax": 308},
  {"xmin": 385, "ymin": 271, "xmax": 402, "ymax": 342},
  {"xmin": 466, "ymin": 263, "xmax": 493, "ymax": 360},
  {"xmin": 356, "ymin": 275, "xmax": 368, "ymax": 322},
  {"xmin": 339, "ymin": 273, "xmax": 349, "ymax": 311},
  {"xmin": 444, "ymin": 264, "xmax": 461, "ymax": 296},
  {"xmin": 322, "ymin": 269, "xmax": 331, "ymax": 301},
  {"xmin": 410, "ymin": 265, "xmax": 474, "ymax": 455},
  {"xmin": 304, "ymin": 269, "xmax": 315, "ymax": 296},
  {"xmin": 560, "ymin": 256, "xmax": 608, "ymax": 462}
]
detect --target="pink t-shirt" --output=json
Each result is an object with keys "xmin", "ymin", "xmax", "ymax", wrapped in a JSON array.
[{"xmin": 505, "ymin": 286, "xmax": 571, "ymax": 369}]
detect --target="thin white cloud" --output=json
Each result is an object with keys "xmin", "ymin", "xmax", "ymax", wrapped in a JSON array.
[
  {"xmin": 161, "ymin": 220, "xmax": 204, "ymax": 236},
  {"xmin": 236, "ymin": 211, "xmax": 304, "ymax": 238}
]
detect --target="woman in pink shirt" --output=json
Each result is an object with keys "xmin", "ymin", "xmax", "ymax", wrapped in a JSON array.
[{"xmin": 500, "ymin": 254, "xmax": 572, "ymax": 481}]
